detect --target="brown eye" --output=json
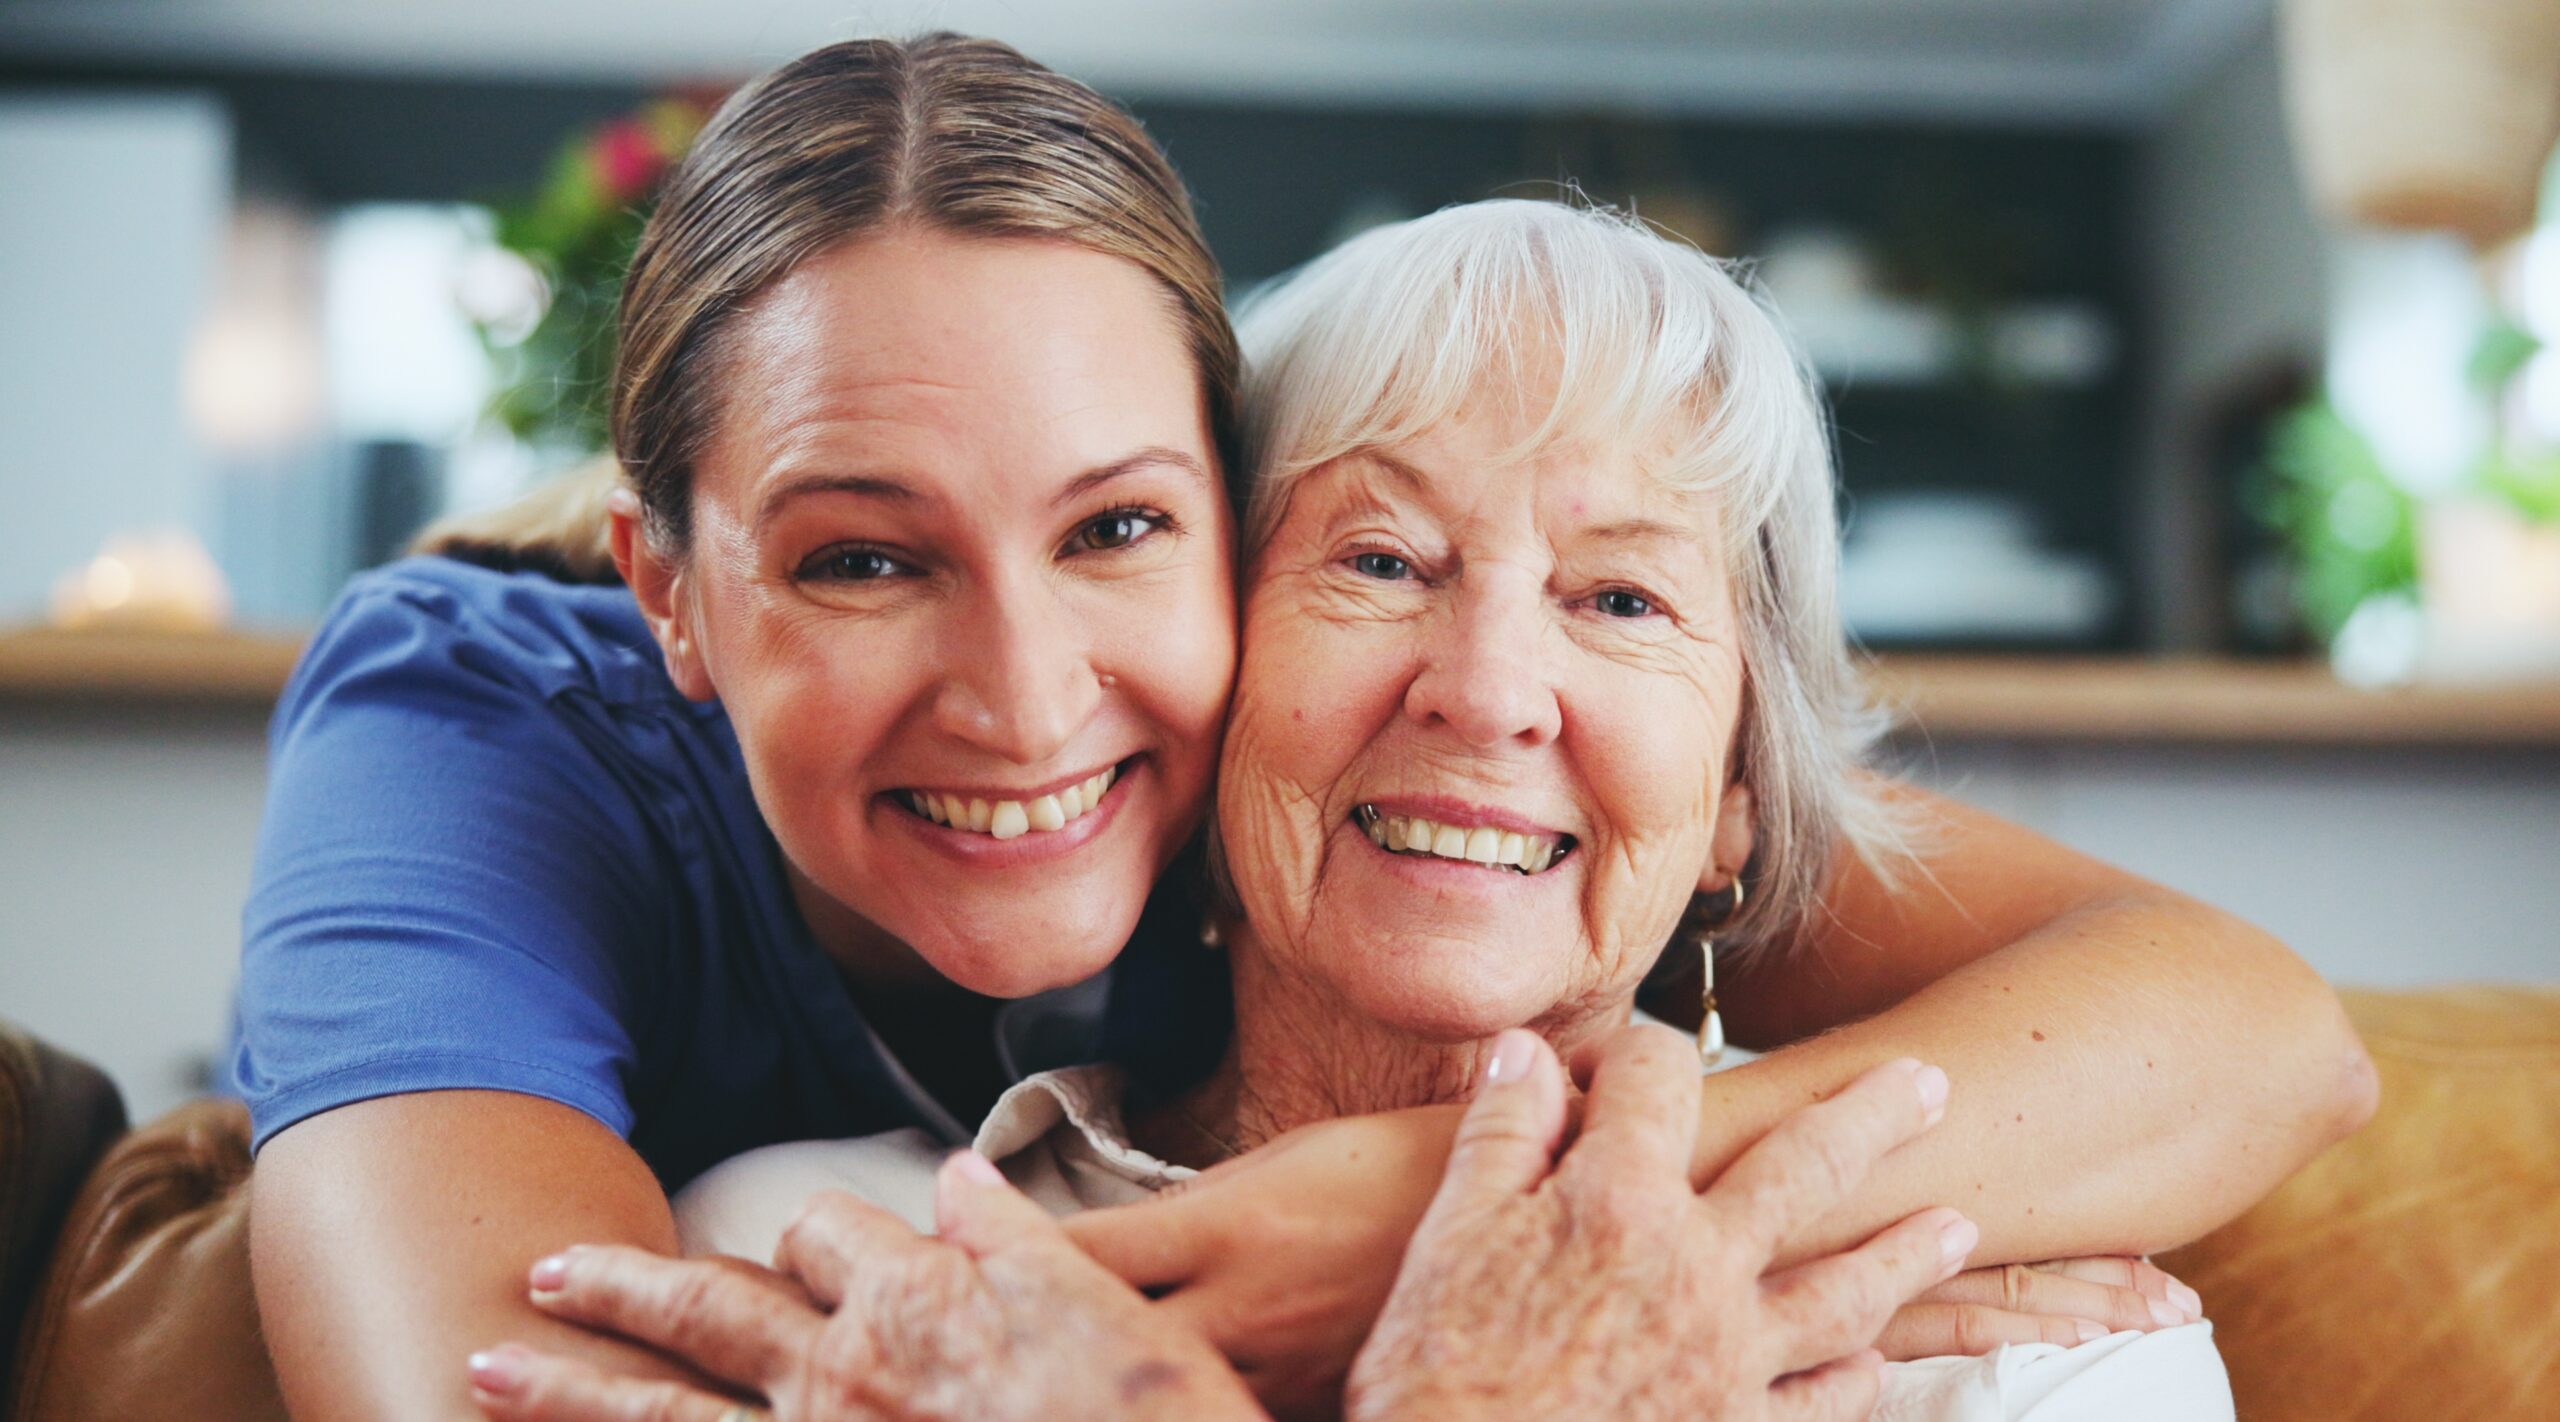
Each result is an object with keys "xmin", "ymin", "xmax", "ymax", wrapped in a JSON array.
[{"xmin": 1066, "ymin": 509, "xmax": 1163, "ymax": 554}]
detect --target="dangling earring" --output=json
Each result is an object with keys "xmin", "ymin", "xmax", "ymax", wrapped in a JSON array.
[
  {"xmin": 1697, "ymin": 877, "xmax": 1744, "ymax": 1067},
  {"xmin": 1198, "ymin": 918, "xmax": 1224, "ymax": 950}
]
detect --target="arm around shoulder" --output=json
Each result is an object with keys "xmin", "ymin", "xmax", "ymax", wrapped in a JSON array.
[{"xmin": 1685, "ymin": 780, "xmax": 2376, "ymax": 1263}]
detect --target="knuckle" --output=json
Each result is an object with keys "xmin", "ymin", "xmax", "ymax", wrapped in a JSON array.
[
  {"xmin": 1998, "ymin": 1263, "xmax": 2036, "ymax": 1312},
  {"xmin": 659, "ymin": 1279, "xmax": 755, "ymax": 1366},
  {"xmin": 1949, "ymin": 1304, "xmax": 2005, "ymax": 1356}
]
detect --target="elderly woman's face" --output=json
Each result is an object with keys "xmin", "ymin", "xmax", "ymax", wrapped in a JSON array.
[{"xmin": 1219, "ymin": 396, "xmax": 1754, "ymax": 1041}]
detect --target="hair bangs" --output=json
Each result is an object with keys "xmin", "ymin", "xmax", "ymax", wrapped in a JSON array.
[{"xmin": 1238, "ymin": 200, "xmax": 1816, "ymax": 560}]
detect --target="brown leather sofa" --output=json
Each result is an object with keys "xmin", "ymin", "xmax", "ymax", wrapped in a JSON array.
[{"xmin": 4, "ymin": 988, "xmax": 2555, "ymax": 1421}]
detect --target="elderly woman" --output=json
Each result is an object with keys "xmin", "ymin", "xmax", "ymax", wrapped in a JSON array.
[{"xmin": 485, "ymin": 201, "xmax": 2296, "ymax": 1420}]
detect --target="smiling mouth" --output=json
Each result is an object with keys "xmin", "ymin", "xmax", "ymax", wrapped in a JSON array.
[
  {"xmin": 900, "ymin": 762, "xmax": 1122, "ymax": 841},
  {"xmin": 1352, "ymin": 804, "xmax": 1576, "ymax": 875}
]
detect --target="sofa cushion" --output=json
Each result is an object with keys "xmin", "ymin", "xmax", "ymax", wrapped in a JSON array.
[
  {"xmin": 2159, "ymin": 985, "xmax": 2560, "ymax": 1422},
  {"xmin": 7, "ymin": 1098, "xmax": 284, "ymax": 1422},
  {"xmin": 0, "ymin": 1022, "xmax": 126, "ymax": 1408}
]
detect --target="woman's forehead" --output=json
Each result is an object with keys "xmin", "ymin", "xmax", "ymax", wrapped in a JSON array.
[{"xmin": 1292, "ymin": 435, "xmax": 1721, "ymax": 542}]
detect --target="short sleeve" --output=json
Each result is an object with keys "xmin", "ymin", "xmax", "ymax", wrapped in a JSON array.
[{"xmin": 230, "ymin": 574, "xmax": 666, "ymax": 1151}]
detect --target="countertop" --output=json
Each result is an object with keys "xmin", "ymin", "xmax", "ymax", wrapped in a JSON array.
[{"xmin": 7, "ymin": 626, "xmax": 2560, "ymax": 748}]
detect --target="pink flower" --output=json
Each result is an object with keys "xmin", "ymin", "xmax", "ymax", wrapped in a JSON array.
[{"xmin": 592, "ymin": 120, "xmax": 665, "ymax": 204}]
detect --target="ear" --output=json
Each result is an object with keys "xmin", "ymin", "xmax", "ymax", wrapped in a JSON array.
[
  {"xmin": 608, "ymin": 487, "xmax": 715, "ymax": 702},
  {"xmin": 1700, "ymin": 778, "xmax": 1756, "ymax": 896}
]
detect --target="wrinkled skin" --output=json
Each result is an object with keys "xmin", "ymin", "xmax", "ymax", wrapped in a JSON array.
[
  {"xmin": 470, "ymin": 1153, "xmax": 1261, "ymax": 1422},
  {"xmin": 1345, "ymin": 1027, "xmax": 1969, "ymax": 1422}
]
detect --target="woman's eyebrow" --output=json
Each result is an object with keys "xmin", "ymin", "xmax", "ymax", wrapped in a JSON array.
[
  {"xmin": 752, "ymin": 447, "xmax": 1207, "ymax": 530},
  {"xmin": 1578, "ymin": 518, "xmax": 1696, "ymax": 549},
  {"xmin": 1052, "ymin": 446, "xmax": 1212, "ymax": 505},
  {"xmin": 754, "ymin": 470, "xmax": 924, "ymax": 532}
]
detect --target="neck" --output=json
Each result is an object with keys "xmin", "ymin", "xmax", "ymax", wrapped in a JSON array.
[
  {"xmin": 1151, "ymin": 922, "xmax": 1630, "ymax": 1164},
  {"xmin": 785, "ymin": 863, "xmax": 1015, "ymax": 1119}
]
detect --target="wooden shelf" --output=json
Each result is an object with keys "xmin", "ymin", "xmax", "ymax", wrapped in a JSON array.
[
  {"xmin": 1869, "ymin": 656, "xmax": 2560, "ymax": 748},
  {"xmin": 0, "ymin": 626, "xmax": 305, "ymax": 704},
  {"xmin": 5, "ymin": 628, "xmax": 2558, "ymax": 747}
]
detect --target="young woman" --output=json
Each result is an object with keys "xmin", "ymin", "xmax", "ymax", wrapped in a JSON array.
[{"xmin": 233, "ymin": 34, "xmax": 2373, "ymax": 1422}]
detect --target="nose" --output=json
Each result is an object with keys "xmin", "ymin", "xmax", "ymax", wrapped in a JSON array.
[
  {"xmin": 1400, "ymin": 566, "xmax": 1563, "ymax": 748},
  {"xmin": 930, "ymin": 571, "xmax": 1105, "ymax": 765}
]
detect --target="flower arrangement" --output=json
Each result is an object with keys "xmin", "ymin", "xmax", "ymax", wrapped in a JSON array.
[{"xmin": 475, "ymin": 94, "xmax": 718, "ymax": 455}]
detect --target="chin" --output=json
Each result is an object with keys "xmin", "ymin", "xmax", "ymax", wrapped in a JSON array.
[
  {"xmin": 1324, "ymin": 943, "xmax": 1567, "ymax": 1046},
  {"xmin": 915, "ymin": 912, "xmax": 1132, "ymax": 998}
]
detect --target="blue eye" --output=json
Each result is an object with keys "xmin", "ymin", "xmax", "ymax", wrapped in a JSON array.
[
  {"xmin": 1352, "ymin": 552, "xmax": 1412, "ymax": 581},
  {"xmin": 1595, "ymin": 589, "xmax": 1654, "ymax": 618},
  {"xmin": 800, "ymin": 547, "xmax": 906, "ymax": 581}
]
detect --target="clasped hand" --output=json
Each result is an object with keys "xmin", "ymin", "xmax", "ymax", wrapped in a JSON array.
[{"xmin": 467, "ymin": 1023, "xmax": 2001, "ymax": 1422}]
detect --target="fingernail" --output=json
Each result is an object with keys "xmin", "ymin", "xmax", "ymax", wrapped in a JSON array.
[
  {"xmin": 1486, "ymin": 1029, "xmax": 1537, "ymax": 1086},
  {"xmin": 2074, "ymin": 1319, "xmax": 2105, "ymax": 1343},
  {"xmin": 1936, "ymin": 1214, "xmax": 1979, "ymax": 1273},
  {"xmin": 2169, "ymin": 1279, "xmax": 2203, "ymax": 1319},
  {"xmin": 2149, "ymin": 1296, "xmax": 2184, "ymax": 1328},
  {"xmin": 949, "ymin": 1149, "xmax": 1004, "ymax": 1186},
  {"xmin": 1913, "ymin": 1064, "xmax": 1949, "ymax": 1125},
  {"xmin": 467, "ymin": 1344, "xmax": 526, "ymax": 1395},
  {"xmin": 527, "ymin": 1254, "xmax": 568, "ymax": 1293}
]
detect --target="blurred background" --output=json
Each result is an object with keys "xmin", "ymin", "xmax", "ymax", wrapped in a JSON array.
[{"xmin": 0, "ymin": 0, "xmax": 2555, "ymax": 1119}]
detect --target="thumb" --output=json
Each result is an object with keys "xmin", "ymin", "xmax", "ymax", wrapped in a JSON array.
[
  {"xmin": 1435, "ymin": 1029, "xmax": 1569, "ymax": 1206},
  {"xmin": 934, "ymin": 1150, "xmax": 1072, "ymax": 1261}
]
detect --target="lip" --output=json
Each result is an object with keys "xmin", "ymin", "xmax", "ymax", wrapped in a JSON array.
[
  {"xmin": 1353, "ymin": 793, "xmax": 1574, "ymax": 842},
  {"xmin": 884, "ymin": 756, "xmax": 1142, "ymax": 868}
]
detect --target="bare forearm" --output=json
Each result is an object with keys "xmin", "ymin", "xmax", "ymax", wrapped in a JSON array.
[{"xmin": 1690, "ymin": 891, "xmax": 2375, "ymax": 1268}]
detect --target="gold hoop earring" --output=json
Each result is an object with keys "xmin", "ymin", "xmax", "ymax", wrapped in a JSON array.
[{"xmin": 1698, "ymin": 877, "xmax": 1744, "ymax": 1067}]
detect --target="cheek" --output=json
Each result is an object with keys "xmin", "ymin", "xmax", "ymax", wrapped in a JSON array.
[
  {"xmin": 1575, "ymin": 669, "xmax": 1737, "ymax": 938},
  {"xmin": 1103, "ymin": 568, "xmax": 1238, "ymax": 781},
  {"xmin": 1224, "ymin": 607, "xmax": 1399, "ymax": 802},
  {"xmin": 705, "ymin": 599, "xmax": 917, "ymax": 854}
]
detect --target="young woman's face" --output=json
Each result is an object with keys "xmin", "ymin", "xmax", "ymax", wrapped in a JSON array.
[{"xmin": 628, "ymin": 228, "xmax": 1236, "ymax": 996}]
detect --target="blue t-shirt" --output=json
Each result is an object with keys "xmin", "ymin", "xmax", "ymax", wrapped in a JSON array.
[{"xmin": 227, "ymin": 556, "xmax": 1225, "ymax": 1190}]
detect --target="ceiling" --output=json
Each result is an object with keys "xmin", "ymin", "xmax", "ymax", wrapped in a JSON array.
[{"xmin": 0, "ymin": 0, "xmax": 2270, "ymax": 125}]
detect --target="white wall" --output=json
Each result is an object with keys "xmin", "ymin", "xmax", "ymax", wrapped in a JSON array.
[
  {"xmin": 1897, "ymin": 741, "xmax": 2560, "ymax": 986},
  {"xmin": 0, "ymin": 705, "xmax": 269, "ymax": 1122},
  {"xmin": 0, "ymin": 95, "xmax": 231, "ymax": 623}
]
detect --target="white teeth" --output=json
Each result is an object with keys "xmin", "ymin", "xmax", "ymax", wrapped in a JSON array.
[
  {"xmin": 1027, "ymin": 794, "xmax": 1065, "ymax": 831},
  {"xmin": 909, "ymin": 765, "xmax": 1118, "ymax": 840},
  {"xmin": 1365, "ymin": 808, "xmax": 1566, "ymax": 875}
]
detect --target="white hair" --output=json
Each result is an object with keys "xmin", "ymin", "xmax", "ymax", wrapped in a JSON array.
[{"xmin": 1232, "ymin": 198, "xmax": 1906, "ymax": 954}]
